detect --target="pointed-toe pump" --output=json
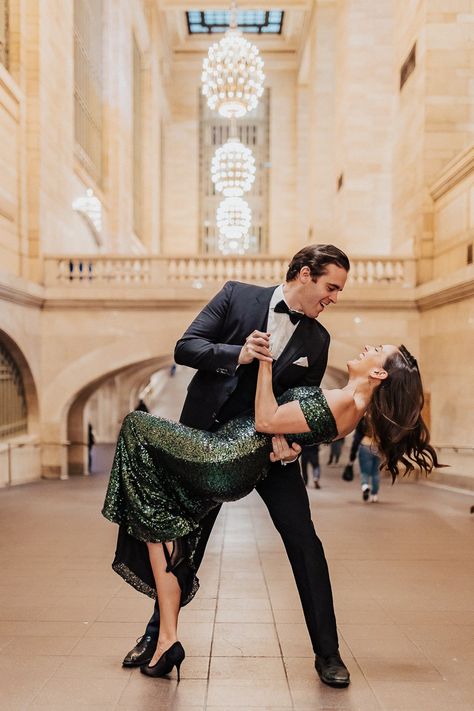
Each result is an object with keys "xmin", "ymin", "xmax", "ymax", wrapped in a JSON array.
[{"xmin": 140, "ymin": 641, "xmax": 185, "ymax": 681}]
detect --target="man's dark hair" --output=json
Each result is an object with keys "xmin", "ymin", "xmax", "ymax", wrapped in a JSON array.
[{"xmin": 285, "ymin": 244, "xmax": 350, "ymax": 282}]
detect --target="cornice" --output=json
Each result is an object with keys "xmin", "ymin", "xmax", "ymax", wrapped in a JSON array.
[
  {"xmin": 415, "ymin": 266, "xmax": 474, "ymax": 311},
  {"xmin": 41, "ymin": 285, "xmax": 418, "ymax": 312},
  {"xmin": 0, "ymin": 279, "xmax": 44, "ymax": 309},
  {"xmin": 41, "ymin": 296, "xmax": 210, "ymax": 311},
  {"xmin": 2, "ymin": 269, "xmax": 473, "ymax": 314},
  {"xmin": 430, "ymin": 144, "xmax": 474, "ymax": 201}
]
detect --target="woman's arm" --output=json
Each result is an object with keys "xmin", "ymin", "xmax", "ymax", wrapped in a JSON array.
[{"xmin": 254, "ymin": 361, "xmax": 310, "ymax": 434}]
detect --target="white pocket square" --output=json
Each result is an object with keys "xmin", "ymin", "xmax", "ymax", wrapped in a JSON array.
[{"xmin": 292, "ymin": 356, "xmax": 309, "ymax": 367}]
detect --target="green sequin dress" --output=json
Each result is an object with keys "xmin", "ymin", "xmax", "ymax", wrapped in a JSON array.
[{"xmin": 102, "ymin": 386, "xmax": 337, "ymax": 605}]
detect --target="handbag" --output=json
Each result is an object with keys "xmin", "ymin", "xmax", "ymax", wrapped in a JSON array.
[{"xmin": 342, "ymin": 463, "xmax": 354, "ymax": 482}]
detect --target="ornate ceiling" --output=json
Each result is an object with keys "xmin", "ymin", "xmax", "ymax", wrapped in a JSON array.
[{"xmin": 156, "ymin": 0, "xmax": 313, "ymax": 65}]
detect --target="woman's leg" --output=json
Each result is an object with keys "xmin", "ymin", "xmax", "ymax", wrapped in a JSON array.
[
  {"xmin": 358, "ymin": 446, "xmax": 371, "ymax": 500},
  {"xmin": 370, "ymin": 454, "xmax": 380, "ymax": 497},
  {"xmin": 146, "ymin": 541, "xmax": 181, "ymax": 665}
]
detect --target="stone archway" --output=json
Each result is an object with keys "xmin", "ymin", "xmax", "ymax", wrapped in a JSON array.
[
  {"xmin": 0, "ymin": 329, "xmax": 40, "ymax": 437},
  {"xmin": 66, "ymin": 355, "xmax": 173, "ymax": 476},
  {"xmin": 0, "ymin": 329, "xmax": 41, "ymax": 485}
]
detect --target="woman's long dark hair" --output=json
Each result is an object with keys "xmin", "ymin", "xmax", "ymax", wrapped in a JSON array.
[{"xmin": 367, "ymin": 345, "xmax": 441, "ymax": 482}]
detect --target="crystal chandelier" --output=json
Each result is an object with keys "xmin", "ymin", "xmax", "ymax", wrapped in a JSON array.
[
  {"xmin": 218, "ymin": 232, "xmax": 251, "ymax": 255},
  {"xmin": 211, "ymin": 136, "xmax": 256, "ymax": 197},
  {"xmin": 201, "ymin": 3, "xmax": 265, "ymax": 118},
  {"xmin": 216, "ymin": 196, "xmax": 251, "ymax": 240}
]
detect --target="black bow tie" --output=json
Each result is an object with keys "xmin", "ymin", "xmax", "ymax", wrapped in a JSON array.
[{"xmin": 274, "ymin": 300, "xmax": 305, "ymax": 325}]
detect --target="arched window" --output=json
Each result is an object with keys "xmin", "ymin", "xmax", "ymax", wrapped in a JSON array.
[{"xmin": 0, "ymin": 343, "xmax": 27, "ymax": 439}]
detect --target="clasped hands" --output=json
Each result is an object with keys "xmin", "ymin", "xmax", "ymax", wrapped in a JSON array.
[{"xmin": 238, "ymin": 330, "xmax": 302, "ymax": 465}]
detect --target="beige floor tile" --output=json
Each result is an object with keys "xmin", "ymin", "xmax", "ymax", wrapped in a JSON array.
[
  {"xmin": 216, "ymin": 597, "xmax": 271, "ymax": 612},
  {"xmin": 1, "ymin": 636, "xmax": 79, "ymax": 656},
  {"xmin": 28, "ymin": 675, "xmax": 129, "ymax": 709},
  {"xmin": 0, "ymin": 655, "xmax": 65, "ymax": 709},
  {"xmin": 272, "ymin": 608, "xmax": 305, "ymax": 624},
  {"xmin": 399, "ymin": 623, "xmax": 474, "ymax": 644},
  {"xmin": 0, "ymin": 636, "xmax": 13, "ymax": 652},
  {"xmin": 339, "ymin": 623, "xmax": 412, "ymax": 644},
  {"xmin": 217, "ymin": 579, "xmax": 269, "ymax": 599},
  {"xmin": 97, "ymin": 597, "xmax": 154, "ymax": 623},
  {"xmin": 215, "ymin": 606, "xmax": 273, "ymax": 623},
  {"xmin": 178, "ymin": 621, "xmax": 214, "ymax": 656},
  {"xmin": 178, "ymin": 607, "xmax": 215, "ymax": 623},
  {"xmin": 117, "ymin": 675, "xmax": 207, "ymax": 708},
  {"xmin": 83, "ymin": 621, "xmax": 150, "ymax": 638},
  {"xmin": 212, "ymin": 622, "xmax": 280, "ymax": 656},
  {"xmin": 284, "ymin": 656, "xmax": 381, "ymax": 710},
  {"xmin": 357, "ymin": 657, "xmax": 442, "ymax": 682},
  {"xmin": 206, "ymin": 708, "xmax": 292, "ymax": 711},
  {"xmin": 70, "ymin": 636, "xmax": 140, "ymax": 657},
  {"xmin": 53, "ymin": 654, "xmax": 133, "ymax": 679},
  {"xmin": 276, "ymin": 623, "xmax": 313, "ymax": 658},
  {"xmin": 342, "ymin": 633, "xmax": 431, "ymax": 661},
  {"xmin": 0, "ymin": 621, "xmax": 89, "ymax": 638},
  {"xmin": 370, "ymin": 680, "xmax": 471, "ymax": 711},
  {"xmin": 0, "ymin": 605, "xmax": 45, "ymax": 621},
  {"xmin": 207, "ymin": 657, "xmax": 292, "ymax": 707},
  {"xmin": 117, "ymin": 702, "xmax": 203, "ymax": 711},
  {"xmin": 267, "ymin": 590, "xmax": 302, "ymax": 611}
]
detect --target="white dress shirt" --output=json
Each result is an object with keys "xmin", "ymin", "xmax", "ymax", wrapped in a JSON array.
[
  {"xmin": 267, "ymin": 284, "xmax": 303, "ymax": 360},
  {"xmin": 266, "ymin": 285, "xmax": 305, "ymax": 464}
]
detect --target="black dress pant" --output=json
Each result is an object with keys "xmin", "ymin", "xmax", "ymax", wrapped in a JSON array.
[{"xmin": 144, "ymin": 460, "xmax": 339, "ymax": 657}]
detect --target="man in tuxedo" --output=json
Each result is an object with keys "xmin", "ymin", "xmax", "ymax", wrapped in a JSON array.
[{"xmin": 122, "ymin": 244, "xmax": 351, "ymax": 688}]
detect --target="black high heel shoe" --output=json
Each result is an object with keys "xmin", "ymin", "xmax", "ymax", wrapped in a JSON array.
[{"xmin": 140, "ymin": 641, "xmax": 185, "ymax": 681}]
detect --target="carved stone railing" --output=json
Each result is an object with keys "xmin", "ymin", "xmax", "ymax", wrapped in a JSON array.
[{"xmin": 43, "ymin": 255, "xmax": 416, "ymax": 289}]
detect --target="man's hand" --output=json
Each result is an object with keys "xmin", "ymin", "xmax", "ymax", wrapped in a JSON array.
[
  {"xmin": 269, "ymin": 435, "xmax": 302, "ymax": 464},
  {"xmin": 238, "ymin": 330, "xmax": 273, "ymax": 365}
]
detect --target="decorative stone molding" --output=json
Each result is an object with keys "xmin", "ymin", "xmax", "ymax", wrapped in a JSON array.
[
  {"xmin": 0, "ymin": 275, "xmax": 44, "ymax": 308},
  {"xmin": 430, "ymin": 144, "xmax": 474, "ymax": 202},
  {"xmin": 415, "ymin": 264, "xmax": 474, "ymax": 311}
]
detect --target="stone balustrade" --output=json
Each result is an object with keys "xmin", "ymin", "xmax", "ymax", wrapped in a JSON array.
[{"xmin": 43, "ymin": 254, "xmax": 416, "ymax": 289}]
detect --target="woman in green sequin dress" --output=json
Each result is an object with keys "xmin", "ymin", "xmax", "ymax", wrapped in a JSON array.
[{"xmin": 102, "ymin": 344, "xmax": 438, "ymax": 677}]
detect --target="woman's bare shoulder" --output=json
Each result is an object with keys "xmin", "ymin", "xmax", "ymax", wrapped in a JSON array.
[{"xmin": 322, "ymin": 389, "xmax": 356, "ymax": 420}]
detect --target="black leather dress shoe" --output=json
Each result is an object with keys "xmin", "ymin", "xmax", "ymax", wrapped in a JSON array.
[
  {"xmin": 315, "ymin": 653, "xmax": 350, "ymax": 688},
  {"xmin": 122, "ymin": 635, "xmax": 157, "ymax": 667}
]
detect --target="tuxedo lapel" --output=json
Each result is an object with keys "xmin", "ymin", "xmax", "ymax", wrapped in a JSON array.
[
  {"xmin": 247, "ymin": 286, "xmax": 276, "ymax": 333},
  {"xmin": 272, "ymin": 318, "xmax": 319, "ymax": 378}
]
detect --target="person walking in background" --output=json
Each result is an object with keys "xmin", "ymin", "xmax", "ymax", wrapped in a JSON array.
[
  {"xmin": 350, "ymin": 416, "xmax": 381, "ymax": 502},
  {"xmin": 327, "ymin": 437, "xmax": 345, "ymax": 465},
  {"xmin": 87, "ymin": 423, "xmax": 95, "ymax": 474},
  {"xmin": 301, "ymin": 445, "xmax": 321, "ymax": 488}
]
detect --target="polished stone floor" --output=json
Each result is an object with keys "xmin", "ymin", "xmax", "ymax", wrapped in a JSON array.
[{"xmin": 1, "ymin": 450, "xmax": 473, "ymax": 710}]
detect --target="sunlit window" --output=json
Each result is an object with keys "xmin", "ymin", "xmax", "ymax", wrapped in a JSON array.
[{"xmin": 187, "ymin": 10, "xmax": 284, "ymax": 35}]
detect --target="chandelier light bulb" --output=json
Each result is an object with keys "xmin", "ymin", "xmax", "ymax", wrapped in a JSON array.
[
  {"xmin": 202, "ymin": 29, "xmax": 265, "ymax": 118},
  {"xmin": 218, "ymin": 232, "xmax": 251, "ymax": 255},
  {"xmin": 216, "ymin": 196, "xmax": 251, "ymax": 240},
  {"xmin": 211, "ymin": 138, "xmax": 256, "ymax": 197}
]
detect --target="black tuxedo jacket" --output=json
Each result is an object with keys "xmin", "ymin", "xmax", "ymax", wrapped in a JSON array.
[{"xmin": 174, "ymin": 281, "xmax": 330, "ymax": 431}]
